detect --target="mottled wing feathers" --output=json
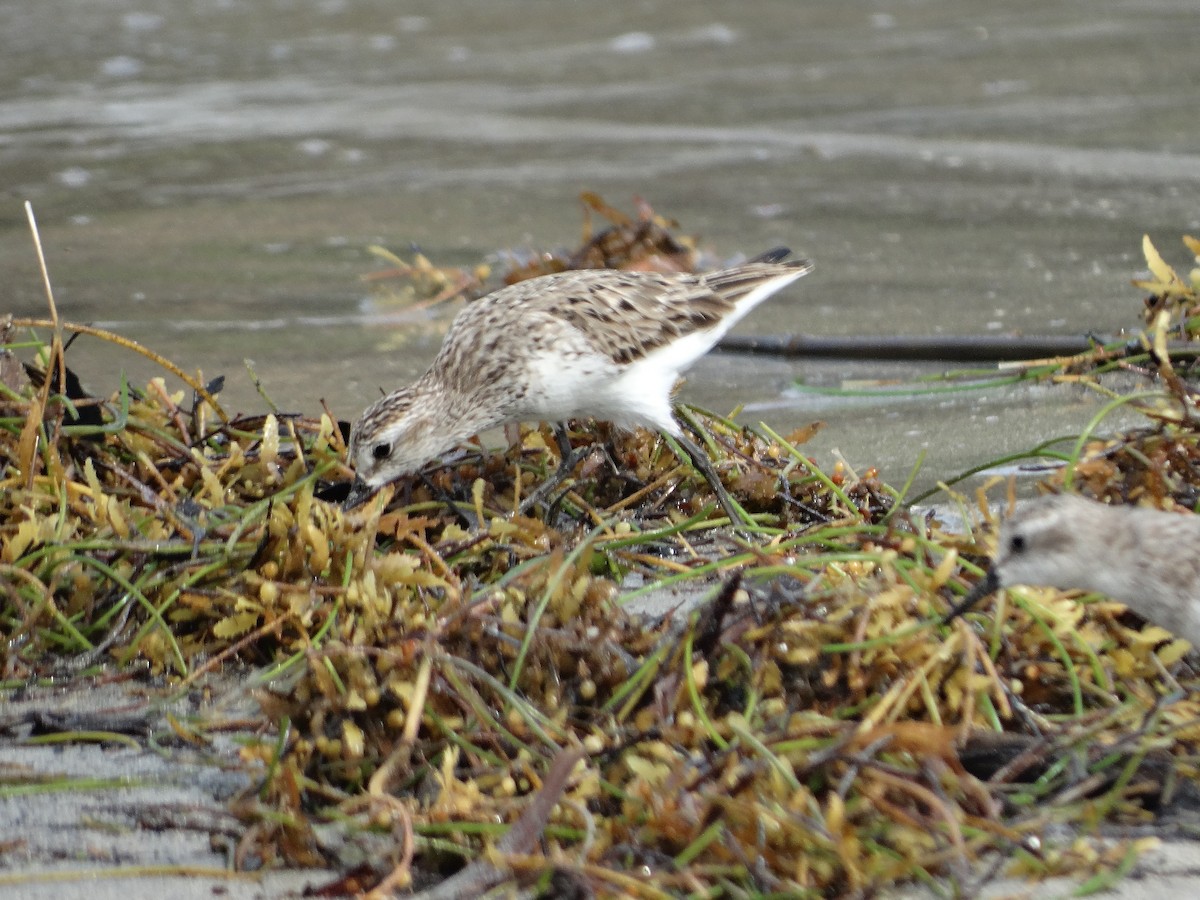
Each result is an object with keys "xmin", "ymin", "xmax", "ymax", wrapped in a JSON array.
[
  {"xmin": 699, "ymin": 259, "xmax": 809, "ymax": 310},
  {"xmin": 445, "ymin": 252, "xmax": 810, "ymax": 367},
  {"xmin": 555, "ymin": 273, "xmax": 733, "ymax": 365}
]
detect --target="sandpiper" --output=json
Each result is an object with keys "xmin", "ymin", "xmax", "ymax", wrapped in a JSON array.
[
  {"xmin": 344, "ymin": 248, "xmax": 812, "ymax": 519},
  {"xmin": 945, "ymin": 493, "xmax": 1200, "ymax": 647}
]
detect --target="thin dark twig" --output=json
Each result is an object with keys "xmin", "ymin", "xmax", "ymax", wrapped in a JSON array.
[{"xmin": 410, "ymin": 747, "xmax": 585, "ymax": 900}]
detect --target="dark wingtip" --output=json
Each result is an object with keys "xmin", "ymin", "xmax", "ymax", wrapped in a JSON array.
[
  {"xmin": 751, "ymin": 246, "xmax": 792, "ymax": 264},
  {"xmin": 341, "ymin": 477, "xmax": 379, "ymax": 511},
  {"xmin": 942, "ymin": 568, "xmax": 1001, "ymax": 626}
]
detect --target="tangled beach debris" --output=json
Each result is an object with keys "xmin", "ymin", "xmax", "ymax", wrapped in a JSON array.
[{"xmin": 5, "ymin": 201, "xmax": 1200, "ymax": 896}]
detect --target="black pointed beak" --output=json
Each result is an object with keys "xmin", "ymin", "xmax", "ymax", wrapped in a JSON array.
[
  {"xmin": 342, "ymin": 476, "xmax": 380, "ymax": 511},
  {"xmin": 942, "ymin": 567, "xmax": 1001, "ymax": 626}
]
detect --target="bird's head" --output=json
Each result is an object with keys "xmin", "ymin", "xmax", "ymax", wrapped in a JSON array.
[
  {"xmin": 344, "ymin": 386, "xmax": 449, "ymax": 509},
  {"xmin": 992, "ymin": 494, "xmax": 1091, "ymax": 592}
]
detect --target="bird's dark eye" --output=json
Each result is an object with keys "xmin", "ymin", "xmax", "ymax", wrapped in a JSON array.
[
  {"xmin": 372, "ymin": 442, "xmax": 392, "ymax": 461},
  {"xmin": 1009, "ymin": 534, "xmax": 1026, "ymax": 554}
]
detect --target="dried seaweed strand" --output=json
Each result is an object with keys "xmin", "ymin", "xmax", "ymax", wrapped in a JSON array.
[{"xmin": 407, "ymin": 747, "xmax": 584, "ymax": 900}]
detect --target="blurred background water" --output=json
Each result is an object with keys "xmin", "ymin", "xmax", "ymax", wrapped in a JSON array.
[{"xmin": 3, "ymin": 0, "xmax": 1198, "ymax": 490}]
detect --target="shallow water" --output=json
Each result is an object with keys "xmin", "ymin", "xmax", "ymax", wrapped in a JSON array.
[{"xmin": 3, "ymin": 0, "xmax": 1198, "ymax": 493}]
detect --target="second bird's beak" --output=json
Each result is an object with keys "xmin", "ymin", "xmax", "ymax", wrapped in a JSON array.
[
  {"xmin": 342, "ymin": 476, "xmax": 380, "ymax": 511},
  {"xmin": 942, "ymin": 567, "xmax": 1001, "ymax": 625}
]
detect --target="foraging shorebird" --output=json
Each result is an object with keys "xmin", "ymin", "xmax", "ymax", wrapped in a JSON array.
[
  {"xmin": 344, "ymin": 248, "xmax": 812, "ymax": 520},
  {"xmin": 945, "ymin": 493, "xmax": 1200, "ymax": 647}
]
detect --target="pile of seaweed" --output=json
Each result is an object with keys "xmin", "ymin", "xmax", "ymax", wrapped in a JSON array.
[{"xmin": 4, "ymin": 205, "xmax": 1200, "ymax": 897}]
